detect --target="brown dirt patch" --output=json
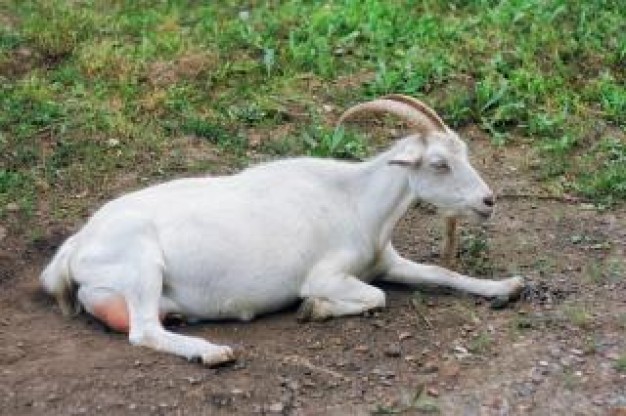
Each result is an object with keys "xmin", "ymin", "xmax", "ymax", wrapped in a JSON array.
[{"xmin": 1, "ymin": 137, "xmax": 625, "ymax": 415}]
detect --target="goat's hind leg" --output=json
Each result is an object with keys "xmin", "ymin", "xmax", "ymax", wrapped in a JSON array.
[{"xmin": 73, "ymin": 219, "xmax": 235, "ymax": 366}]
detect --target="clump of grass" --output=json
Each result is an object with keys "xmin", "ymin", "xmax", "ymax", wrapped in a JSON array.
[
  {"xmin": 615, "ymin": 355, "xmax": 626, "ymax": 373},
  {"xmin": 575, "ymin": 137, "xmax": 626, "ymax": 206},
  {"xmin": 562, "ymin": 305, "xmax": 594, "ymax": 329},
  {"xmin": 0, "ymin": 0, "xmax": 624, "ymax": 236},
  {"xmin": 459, "ymin": 228, "xmax": 494, "ymax": 276},
  {"xmin": 468, "ymin": 331, "xmax": 493, "ymax": 354}
]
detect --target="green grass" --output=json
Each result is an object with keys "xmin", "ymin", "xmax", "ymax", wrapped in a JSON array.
[
  {"xmin": 0, "ymin": 0, "xmax": 624, "ymax": 229},
  {"xmin": 615, "ymin": 354, "xmax": 626, "ymax": 373}
]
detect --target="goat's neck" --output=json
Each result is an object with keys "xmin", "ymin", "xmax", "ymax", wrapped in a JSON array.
[{"xmin": 351, "ymin": 146, "xmax": 415, "ymax": 248}]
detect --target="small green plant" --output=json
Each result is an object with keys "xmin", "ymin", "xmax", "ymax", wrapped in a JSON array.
[
  {"xmin": 575, "ymin": 137, "xmax": 626, "ymax": 206},
  {"xmin": 459, "ymin": 228, "xmax": 494, "ymax": 276},
  {"xmin": 468, "ymin": 331, "xmax": 493, "ymax": 354},
  {"xmin": 562, "ymin": 305, "xmax": 593, "ymax": 329},
  {"xmin": 615, "ymin": 355, "xmax": 626, "ymax": 373},
  {"xmin": 302, "ymin": 125, "xmax": 367, "ymax": 160}
]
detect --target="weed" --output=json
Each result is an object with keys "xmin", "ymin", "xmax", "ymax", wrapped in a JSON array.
[
  {"xmin": 468, "ymin": 331, "xmax": 493, "ymax": 354},
  {"xmin": 459, "ymin": 227, "xmax": 494, "ymax": 276},
  {"xmin": 0, "ymin": 0, "xmax": 624, "ymax": 236},
  {"xmin": 616, "ymin": 355, "xmax": 626, "ymax": 373},
  {"xmin": 562, "ymin": 305, "xmax": 593, "ymax": 329},
  {"xmin": 295, "ymin": 123, "xmax": 367, "ymax": 160},
  {"xmin": 575, "ymin": 137, "xmax": 626, "ymax": 206}
]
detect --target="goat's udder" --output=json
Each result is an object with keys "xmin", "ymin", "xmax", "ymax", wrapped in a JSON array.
[{"xmin": 90, "ymin": 296, "xmax": 130, "ymax": 333}]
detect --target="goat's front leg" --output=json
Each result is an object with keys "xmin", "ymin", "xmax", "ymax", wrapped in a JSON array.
[
  {"xmin": 379, "ymin": 246, "xmax": 524, "ymax": 299},
  {"xmin": 298, "ymin": 273, "xmax": 386, "ymax": 321}
]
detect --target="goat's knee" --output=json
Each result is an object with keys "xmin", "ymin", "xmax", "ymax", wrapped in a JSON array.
[{"xmin": 298, "ymin": 276, "xmax": 386, "ymax": 321}]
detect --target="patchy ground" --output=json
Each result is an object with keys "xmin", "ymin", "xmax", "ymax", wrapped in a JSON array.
[{"xmin": 0, "ymin": 134, "xmax": 625, "ymax": 416}]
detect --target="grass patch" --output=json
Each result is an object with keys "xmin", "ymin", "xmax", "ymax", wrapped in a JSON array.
[
  {"xmin": 615, "ymin": 355, "xmax": 626, "ymax": 373},
  {"xmin": 0, "ymin": 0, "xmax": 624, "ymax": 233}
]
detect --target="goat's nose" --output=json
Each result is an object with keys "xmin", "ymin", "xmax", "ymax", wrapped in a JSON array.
[{"xmin": 483, "ymin": 194, "xmax": 495, "ymax": 208}]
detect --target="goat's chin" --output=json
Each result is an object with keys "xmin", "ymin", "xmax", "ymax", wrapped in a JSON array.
[
  {"xmin": 438, "ymin": 207, "xmax": 493, "ymax": 224},
  {"xmin": 469, "ymin": 208, "xmax": 493, "ymax": 224}
]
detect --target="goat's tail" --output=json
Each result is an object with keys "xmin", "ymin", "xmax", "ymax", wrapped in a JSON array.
[{"xmin": 40, "ymin": 236, "xmax": 80, "ymax": 317}]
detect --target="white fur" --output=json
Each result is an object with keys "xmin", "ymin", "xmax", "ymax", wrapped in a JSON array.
[{"xmin": 41, "ymin": 130, "xmax": 524, "ymax": 365}]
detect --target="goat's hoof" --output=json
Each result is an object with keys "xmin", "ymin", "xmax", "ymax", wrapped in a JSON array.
[
  {"xmin": 296, "ymin": 298, "xmax": 314, "ymax": 322},
  {"xmin": 193, "ymin": 345, "xmax": 238, "ymax": 367},
  {"xmin": 297, "ymin": 298, "xmax": 331, "ymax": 322},
  {"xmin": 490, "ymin": 276, "xmax": 526, "ymax": 309},
  {"xmin": 507, "ymin": 275, "xmax": 526, "ymax": 299}
]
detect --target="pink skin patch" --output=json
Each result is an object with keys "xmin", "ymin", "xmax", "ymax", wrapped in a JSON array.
[
  {"xmin": 89, "ymin": 297, "xmax": 171, "ymax": 333},
  {"xmin": 91, "ymin": 297, "xmax": 130, "ymax": 333}
]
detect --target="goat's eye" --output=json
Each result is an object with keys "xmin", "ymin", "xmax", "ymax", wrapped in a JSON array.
[{"xmin": 430, "ymin": 159, "xmax": 450, "ymax": 172}]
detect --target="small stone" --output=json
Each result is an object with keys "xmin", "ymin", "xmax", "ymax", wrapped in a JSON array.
[
  {"xmin": 454, "ymin": 346, "xmax": 468, "ymax": 355},
  {"xmin": 6, "ymin": 202, "xmax": 19, "ymax": 212},
  {"xmin": 107, "ymin": 138, "xmax": 120, "ymax": 147},
  {"xmin": 268, "ymin": 402, "xmax": 284, "ymax": 413},
  {"xmin": 571, "ymin": 348, "xmax": 584, "ymax": 356},
  {"xmin": 186, "ymin": 376, "xmax": 201, "ymax": 385},
  {"xmin": 538, "ymin": 360, "xmax": 549, "ymax": 367},
  {"xmin": 420, "ymin": 361, "xmax": 439, "ymax": 374},
  {"xmin": 128, "ymin": 403, "xmax": 137, "ymax": 410},
  {"xmin": 384, "ymin": 344, "xmax": 401, "ymax": 357},
  {"xmin": 354, "ymin": 344, "xmax": 369, "ymax": 353},
  {"xmin": 0, "ymin": 225, "xmax": 6, "ymax": 242},
  {"xmin": 440, "ymin": 362, "xmax": 461, "ymax": 379},
  {"xmin": 427, "ymin": 387, "xmax": 440, "ymax": 397},
  {"xmin": 592, "ymin": 397, "xmax": 604, "ymax": 406},
  {"xmin": 231, "ymin": 388, "xmax": 244, "ymax": 395},
  {"xmin": 372, "ymin": 319, "xmax": 385, "ymax": 328},
  {"xmin": 549, "ymin": 346, "xmax": 562, "ymax": 358},
  {"xmin": 398, "ymin": 331, "xmax": 412, "ymax": 341}
]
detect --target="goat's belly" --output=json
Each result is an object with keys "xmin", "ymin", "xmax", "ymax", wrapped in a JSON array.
[{"xmin": 163, "ymin": 271, "xmax": 301, "ymax": 322}]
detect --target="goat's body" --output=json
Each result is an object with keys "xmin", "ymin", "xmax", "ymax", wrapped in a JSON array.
[
  {"xmin": 42, "ymin": 97, "xmax": 526, "ymax": 365},
  {"xmin": 54, "ymin": 158, "xmax": 382, "ymax": 323}
]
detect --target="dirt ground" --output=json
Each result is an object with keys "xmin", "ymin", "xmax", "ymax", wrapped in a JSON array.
[{"xmin": 1, "ymin": 130, "xmax": 625, "ymax": 415}]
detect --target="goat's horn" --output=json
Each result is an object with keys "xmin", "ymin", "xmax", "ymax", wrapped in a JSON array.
[
  {"xmin": 383, "ymin": 94, "xmax": 447, "ymax": 132},
  {"xmin": 336, "ymin": 99, "xmax": 439, "ymax": 134}
]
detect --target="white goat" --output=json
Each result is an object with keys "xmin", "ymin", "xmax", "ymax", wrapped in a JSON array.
[{"xmin": 41, "ymin": 95, "xmax": 524, "ymax": 366}]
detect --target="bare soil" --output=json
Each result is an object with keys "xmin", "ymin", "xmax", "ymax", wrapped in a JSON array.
[{"xmin": 1, "ymin": 133, "xmax": 625, "ymax": 415}]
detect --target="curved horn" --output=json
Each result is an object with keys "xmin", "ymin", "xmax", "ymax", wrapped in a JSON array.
[
  {"xmin": 383, "ymin": 94, "xmax": 447, "ymax": 132},
  {"xmin": 336, "ymin": 99, "xmax": 439, "ymax": 135}
]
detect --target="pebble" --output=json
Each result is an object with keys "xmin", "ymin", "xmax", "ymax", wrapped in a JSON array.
[
  {"xmin": 420, "ymin": 361, "xmax": 439, "ymax": 374},
  {"xmin": 549, "ymin": 346, "xmax": 562, "ymax": 358},
  {"xmin": 398, "ymin": 331, "xmax": 412, "ymax": 341},
  {"xmin": 440, "ymin": 362, "xmax": 461, "ymax": 379},
  {"xmin": 538, "ymin": 360, "xmax": 549, "ymax": 367},
  {"xmin": 6, "ymin": 202, "xmax": 19, "ymax": 212},
  {"xmin": 427, "ymin": 387, "xmax": 440, "ymax": 397},
  {"xmin": 0, "ymin": 225, "xmax": 6, "ymax": 242},
  {"xmin": 268, "ymin": 402, "xmax": 284, "ymax": 413},
  {"xmin": 384, "ymin": 343, "xmax": 401, "ymax": 357},
  {"xmin": 454, "ymin": 346, "xmax": 468, "ymax": 354},
  {"xmin": 185, "ymin": 376, "xmax": 202, "ymax": 385},
  {"xmin": 354, "ymin": 344, "xmax": 369, "ymax": 353}
]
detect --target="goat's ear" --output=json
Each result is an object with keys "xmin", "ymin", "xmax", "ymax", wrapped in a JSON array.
[{"xmin": 388, "ymin": 144, "xmax": 422, "ymax": 168}]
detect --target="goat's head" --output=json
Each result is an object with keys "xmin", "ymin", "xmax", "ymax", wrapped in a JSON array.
[{"xmin": 337, "ymin": 94, "xmax": 495, "ymax": 221}]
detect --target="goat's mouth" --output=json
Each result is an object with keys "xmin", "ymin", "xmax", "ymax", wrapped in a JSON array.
[{"xmin": 472, "ymin": 208, "xmax": 493, "ymax": 220}]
